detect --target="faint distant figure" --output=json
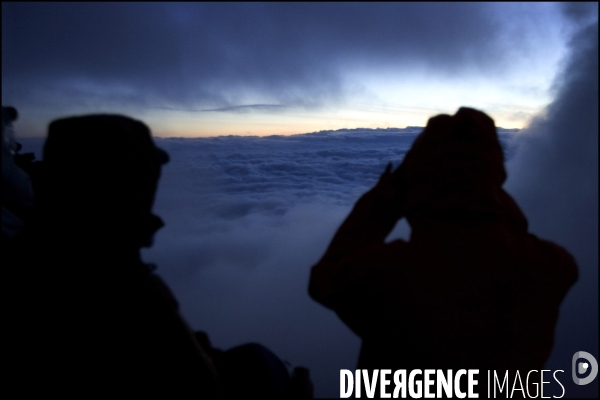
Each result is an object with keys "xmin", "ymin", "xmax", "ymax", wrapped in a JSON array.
[
  {"xmin": 8, "ymin": 115, "xmax": 218, "ymax": 396},
  {"xmin": 309, "ymin": 108, "xmax": 578, "ymax": 396},
  {"xmin": 2, "ymin": 106, "xmax": 34, "ymax": 237}
]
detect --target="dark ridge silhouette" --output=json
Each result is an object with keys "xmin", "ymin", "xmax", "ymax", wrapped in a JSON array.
[{"xmin": 309, "ymin": 107, "xmax": 578, "ymax": 397}]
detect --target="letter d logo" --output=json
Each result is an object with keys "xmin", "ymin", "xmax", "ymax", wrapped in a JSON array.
[{"xmin": 572, "ymin": 351, "xmax": 598, "ymax": 385}]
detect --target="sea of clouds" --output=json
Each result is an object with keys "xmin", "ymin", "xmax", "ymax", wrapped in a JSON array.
[
  {"xmin": 149, "ymin": 128, "xmax": 522, "ymax": 398},
  {"xmin": 19, "ymin": 127, "xmax": 519, "ymax": 397},
  {"xmin": 17, "ymin": 108, "xmax": 596, "ymax": 397},
  {"xmin": 12, "ymin": 4, "xmax": 597, "ymax": 397}
]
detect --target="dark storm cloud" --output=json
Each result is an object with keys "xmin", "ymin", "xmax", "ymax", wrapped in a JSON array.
[
  {"xmin": 3, "ymin": 2, "xmax": 525, "ymax": 110},
  {"xmin": 505, "ymin": 3, "xmax": 598, "ymax": 397},
  {"xmin": 149, "ymin": 104, "xmax": 288, "ymax": 113},
  {"xmin": 134, "ymin": 128, "xmax": 423, "ymax": 222},
  {"xmin": 150, "ymin": 128, "xmax": 516, "ymax": 398}
]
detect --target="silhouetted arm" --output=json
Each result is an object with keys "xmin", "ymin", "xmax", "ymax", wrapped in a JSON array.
[
  {"xmin": 322, "ymin": 165, "xmax": 406, "ymax": 263},
  {"xmin": 309, "ymin": 166, "xmax": 407, "ymax": 312}
]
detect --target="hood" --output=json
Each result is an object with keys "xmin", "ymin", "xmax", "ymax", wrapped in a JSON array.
[{"xmin": 400, "ymin": 107, "xmax": 507, "ymax": 223}]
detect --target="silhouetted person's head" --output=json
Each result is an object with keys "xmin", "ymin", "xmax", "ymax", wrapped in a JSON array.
[
  {"xmin": 38, "ymin": 114, "xmax": 169, "ymax": 249},
  {"xmin": 399, "ymin": 107, "xmax": 506, "ymax": 224}
]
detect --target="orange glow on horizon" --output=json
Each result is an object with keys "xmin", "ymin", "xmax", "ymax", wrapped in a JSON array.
[{"xmin": 148, "ymin": 109, "xmax": 527, "ymax": 138}]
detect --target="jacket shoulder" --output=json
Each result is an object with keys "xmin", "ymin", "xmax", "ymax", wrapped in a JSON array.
[{"xmin": 525, "ymin": 233, "xmax": 578, "ymax": 292}]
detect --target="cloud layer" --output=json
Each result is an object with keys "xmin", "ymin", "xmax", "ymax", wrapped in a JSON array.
[
  {"xmin": 18, "ymin": 127, "xmax": 517, "ymax": 397},
  {"xmin": 505, "ymin": 5, "xmax": 598, "ymax": 397}
]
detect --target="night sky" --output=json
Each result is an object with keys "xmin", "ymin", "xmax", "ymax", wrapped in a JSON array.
[{"xmin": 4, "ymin": 2, "xmax": 598, "ymax": 398}]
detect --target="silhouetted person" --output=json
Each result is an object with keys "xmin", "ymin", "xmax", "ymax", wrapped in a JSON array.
[
  {"xmin": 8, "ymin": 115, "xmax": 218, "ymax": 397},
  {"xmin": 309, "ymin": 108, "xmax": 578, "ymax": 397},
  {"xmin": 2, "ymin": 106, "xmax": 34, "ymax": 237}
]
